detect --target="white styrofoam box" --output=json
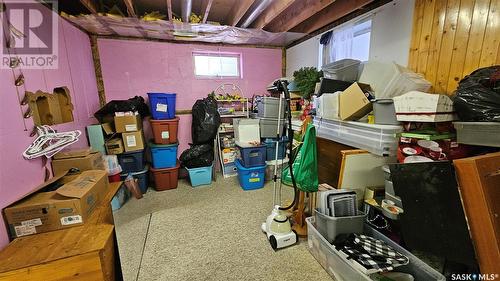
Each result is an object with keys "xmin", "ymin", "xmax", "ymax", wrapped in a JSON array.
[
  {"xmin": 317, "ymin": 92, "xmax": 341, "ymax": 121},
  {"xmin": 233, "ymin": 118, "xmax": 260, "ymax": 147},
  {"xmin": 313, "ymin": 118, "xmax": 402, "ymax": 156},
  {"xmin": 453, "ymin": 122, "xmax": 500, "ymax": 147},
  {"xmin": 359, "ymin": 61, "xmax": 431, "ymax": 98},
  {"xmin": 393, "ymin": 91, "xmax": 457, "ymax": 122}
]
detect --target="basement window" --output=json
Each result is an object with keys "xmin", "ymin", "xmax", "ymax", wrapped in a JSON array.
[
  {"xmin": 319, "ymin": 17, "xmax": 372, "ymax": 66},
  {"xmin": 193, "ymin": 52, "xmax": 241, "ymax": 78}
]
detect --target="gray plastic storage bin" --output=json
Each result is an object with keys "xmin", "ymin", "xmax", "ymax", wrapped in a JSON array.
[
  {"xmin": 322, "ymin": 59, "xmax": 361, "ymax": 81},
  {"xmin": 257, "ymin": 97, "xmax": 285, "ymax": 119},
  {"xmin": 259, "ymin": 117, "xmax": 287, "ymax": 138},
  {"xmin": 453, "ymin": 122, "xmax": 500, "ymax": 147},
  {"xmin": 306, "ymin": 216, "xmax": 446, "ymax": 281},
  {"xmin": 372, "ymin": 99, "xmax": 400, "ymax": 125},
  {"xmin": 314, "ymin": 209, "xmax": 366, "ymax": 243}
]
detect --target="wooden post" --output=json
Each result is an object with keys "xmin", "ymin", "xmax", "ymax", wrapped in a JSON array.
[{"xmin": 90, "ymin": 35, "xmax": 107, "ymax": 107}]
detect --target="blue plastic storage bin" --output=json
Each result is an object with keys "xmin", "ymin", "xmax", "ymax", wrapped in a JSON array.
[
  {"xmin": 148, "ymin": 93, "xmax": 177, "ymax": 120},
  {"xmin": 120, "ymin": 166, "xmax": 149, "ymax": 194},
  {"xmin": 264, "ymin": 138, "xmax": 287, "ymax": 161},
  {"xmin": 150, "ymin": 142, "xmax": 178, "ymax": 169},
  {"xmin": 186, "ymin": 164, "xmax": 213, "ymax": 187},
  {"xmin": 235, "ymin": 159, "xmax": 266, "ymax": 190},
  {"xmin": 118, "ymin": 150, "xmax": 145, "ymax": 173},
  {"xmin": 237, "ymin": 144, "xmax": 266, "ymax": 168}
]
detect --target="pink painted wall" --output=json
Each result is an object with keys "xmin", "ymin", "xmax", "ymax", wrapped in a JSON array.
[
  {"xmin": 97, "ymin": 39, "xmax": 282, "ymax": 153},
  {"xmin": 0, "ymin": 6, "xmax": 100, "ymax": 248}
]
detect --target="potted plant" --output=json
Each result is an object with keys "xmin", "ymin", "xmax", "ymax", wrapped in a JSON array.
[{"xmin": 293, "ymin": 67, "xmax": 323, "ymax": 99}]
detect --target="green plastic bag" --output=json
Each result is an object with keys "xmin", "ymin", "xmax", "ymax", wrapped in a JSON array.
[{"xmin": 282, "ymin": 123, "xmax": 318, "ymax": 192}]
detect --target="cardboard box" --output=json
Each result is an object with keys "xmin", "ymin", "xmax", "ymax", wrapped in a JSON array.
[
  {"xmin": 122, "ymin": 130, "xmax": 145, "ymax": 152},
  {"xmin": 4, "ymin": 170, "xmax": 108, "ymax": 238},
  {"xmin": 52, "ymin": 148, "xmax": 104, "ymax": 175},
  {"xmin": 114, "ymin": 114, "xmax": 142, "ymax": 133},
  {"xmin": 339, "ymin": 82, "xmax": 373, "ymax": 121},
  {"xmin": 105, "ymin": 138, "xmax": 124, "ymax": 155}
]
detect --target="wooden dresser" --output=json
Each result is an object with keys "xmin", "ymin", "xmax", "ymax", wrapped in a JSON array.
[{"xmin": 0, "ymin": 182, "xmax": 123, "ymax": 280}]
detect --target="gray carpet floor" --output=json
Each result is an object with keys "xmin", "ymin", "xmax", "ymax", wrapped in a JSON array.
[{"xmin": 113, "ymin": 175, "xmax": 332, "ymax": 281}]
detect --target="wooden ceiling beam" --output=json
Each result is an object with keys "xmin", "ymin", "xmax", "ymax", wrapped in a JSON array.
[
  {"xmin": 123, "ymin": 0, "xmax": 136, "ymax": 17},
  {"xmin": 226, "ymin": 0, "xmax": 256, "ymax": 27},
  {"xmin": 80, "ymin": 0, "xmax": 97, "ymax": 14},
  {"xmin": 264, "ymin": 0, "xmax": 335, "ymax": 33},
  {"xmin": 251, "ymin": 0, "xmax": 297, "ymax": 29},
  {"xmin": 291, "ymin": 0, "xmax": 375, "ymax": 34},
  {"xmin": 201, "ymin": 0, "xmax": 214, "ymax": 24},
  {"xmin": 166, "ymin": 0, "xmax": 173, "ymax": 21}
]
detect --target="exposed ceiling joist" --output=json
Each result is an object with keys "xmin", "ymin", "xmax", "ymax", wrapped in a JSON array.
[
  {"xmin": 226, "ymin": 0, "xmax": 256, "ymax": 27},
  {"xmin": 181, "ymin": 0, "xmax": 193, "ymax": 23},
  {"xmin": 265, "ymin": 0, "xmax": 335, "ymax": 33},
  {"xmin": 251, "ymin": 0, "xmax": 296, "ymax": 29},
  {"xmin": 200, "ymin": 0, "xmax": 214, "ymax": 24},
  {"xmin": 80, "ymin": 0, "xmax": 97, "ymax": 14},
  {"xmin": 291, "ymin": 0, "xmax": 375, "ymax": 34},
  {"xmin": 123, "ymin": 0, "xmax": 136, "ymax": 17},
  {"xmin": 166, "ymin": 0, "xmax": 173, "ymax": 21}
]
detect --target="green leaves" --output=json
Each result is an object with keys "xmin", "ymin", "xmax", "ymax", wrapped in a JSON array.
[{"xmin": 293, "ymin": 67, "xmax": 323, "ymax": 99}]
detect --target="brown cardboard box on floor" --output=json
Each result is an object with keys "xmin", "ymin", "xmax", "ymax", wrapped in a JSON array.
[
  {"xmin": 4, "ymin": 170, "xmax": 108, "ymax": 238},
  {"xmin": 339, "ymin": 82, "xmax": 373, "ymax": 121},
  {"xmin": 114, "ymin": 114, "xmax": 142, "ymax": 133},
  {"xmin": 51, "ymin": 148, "xmax": 104, "ymax": 175},
  {"xmin": 105, "ymin": 138, "xmax": 124, "ymax": 155},
  {"xmin": 122, "ymin": 130, "xmax": 145, "ymax": 152}
]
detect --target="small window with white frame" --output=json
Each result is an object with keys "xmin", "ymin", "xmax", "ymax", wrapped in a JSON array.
[{"xmin": 193, "ymin": 52, "xmax": 241, "ymax": 78}]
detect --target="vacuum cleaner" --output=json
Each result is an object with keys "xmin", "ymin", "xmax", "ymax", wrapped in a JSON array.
[{"xmin": 261, "ymin": 79, "xmax": 299, "ymax": 250}]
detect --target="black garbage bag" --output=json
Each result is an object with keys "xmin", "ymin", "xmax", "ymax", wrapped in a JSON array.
[
  {"xmin": 180, "ymin": 144, "xmax": 214, "ymax": 168},
  {"xmin": 453, "ymin": 66, "xmax": 500, "ymax": 122},
  {"xmin": 191, "ymin": 97, "xmax": 221, "ymax": 144},
  {"xmin": 94, "ymin": 96, "xmax": 150, "ymax": 123}
]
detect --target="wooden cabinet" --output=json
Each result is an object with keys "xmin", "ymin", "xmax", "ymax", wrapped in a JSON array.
[
  {"xmin": 0, "ymin": 182, "xmax": 122, "ymax": 281},
  {"xmin": 454, "ymin": 152, "xmax": 500, "ymax": 274}
]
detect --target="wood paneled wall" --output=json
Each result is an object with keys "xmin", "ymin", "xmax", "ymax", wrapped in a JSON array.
[{"xmin": 408, "ymin": 0, "xmax": 499, "ymax": 95}]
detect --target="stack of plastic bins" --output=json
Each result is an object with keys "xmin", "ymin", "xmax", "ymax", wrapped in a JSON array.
[
  {"xmin": 313, "ymin": 117, "xmax": 402, "ymax": 157},
  {"xmin": 147, "ymin": 93, "xmax": 181, "ymax": 191}
]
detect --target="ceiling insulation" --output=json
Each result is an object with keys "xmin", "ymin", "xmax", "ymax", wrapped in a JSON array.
[{"xmin": 63, "ymin": 14, "xmax": 305, "ymax": 46}]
